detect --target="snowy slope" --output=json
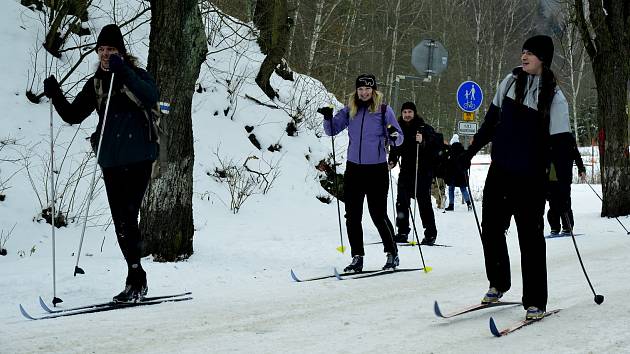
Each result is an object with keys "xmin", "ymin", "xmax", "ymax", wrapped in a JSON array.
[{"xmin": 2, "ymin": 1, "xmax": 630, "ymax": 353}]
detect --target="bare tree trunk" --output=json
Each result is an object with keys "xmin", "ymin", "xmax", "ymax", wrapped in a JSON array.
[
  {"xmin": 254, "ymin": 0, "xmax": 290, "ymax": 99},
  {"xmin": 306, "ymin": 0, "xmax": 324, "ymax": 75},
  {"xmin": 339, "ymin": 1, "xmax": 360, "ymax": 94},
  {"xmin": 472, "ymin": 0, "xmax": 482, "ymax": 80},
  {"xmin": 575, "ymin": 0, "xmax": 630, "ymax": 217},
  {"xmin": 385, "ymin": 0, "xmax": 401, "ymax": 100},
  {"xmin": 566, "ymin": 18, "xmax": 587, "ymax": 140},
  {"xmin": 141, "ymin": 0, "xmax": 208, "ymax": 261},
  {"xmin": 331, "ymin": 4, "xmax": 353, "ymax": 91},
  {"xmin": 286, "ymin": 0, "xmax": 300, "ymax": 59}
]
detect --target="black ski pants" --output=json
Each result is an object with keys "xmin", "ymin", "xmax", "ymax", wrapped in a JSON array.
[
  {"xmin": 546, "ymin": 181, "xmax": 574, "ymax": 231},
  {"xmin": 395, "ymin": 173, "xmax": 437, "ymax": 239},
  {"xmin": 344, "ymin": 161, "xmax": 397, "ymax": 257},
  {"xmin": 102, "ymin": 160, "xmax": 152, "ymax": 270},
  {"xmin": 480, "ymin": 164, "xmax": 548, "ymax": 311}
]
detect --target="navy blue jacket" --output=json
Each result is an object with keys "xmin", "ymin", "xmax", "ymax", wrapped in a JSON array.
[
  {"xmin": 51, "ymin": 63, "xmax": 158, "ymax": 168},
  {"xmin": 468, "ymin": 68, "xmax": 571, "ymax": 178}
]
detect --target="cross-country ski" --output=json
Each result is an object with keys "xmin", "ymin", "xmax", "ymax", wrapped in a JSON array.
[
  {"xmin": 489, "ymin": 309, "xmax": 562, "ymax": 337},
  {"xmin": 20, "ymin": 296, "xmax": 193, "ymax": 321},
  {"xmin": 37, "ymin": 292, "xmax": 192, "ymax": 314},
  {"xmin": 433, "ymin": 300, "xmax": 521, "ymax": 319}
]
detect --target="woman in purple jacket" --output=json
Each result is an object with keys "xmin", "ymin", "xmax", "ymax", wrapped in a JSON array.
[{"xmin": 319, "ymin": 74, "xmax": 404, "ymax": 272}]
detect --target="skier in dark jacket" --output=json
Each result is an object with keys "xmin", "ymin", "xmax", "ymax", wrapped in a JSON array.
[
  {"xmin": 43, "ymin": 24, "xmax": 158, "ymax": 303},
  {"xmin": 457, "ymin": 35, "xmax": 570, "ymax": 320},
  {"xmin": 547, "ymin": 134, "xmax": 586, "ymax": 235},
  {"xmin": 320, "ymin": 74, "xmax": 404, "ymax": 272},
  {"xmin": 444, "ymin": 134, "xmax": 471, "ymax": 211},
  {"xmin": 388, "ymin": 102, "xmax": 439, "ymax": 245}
]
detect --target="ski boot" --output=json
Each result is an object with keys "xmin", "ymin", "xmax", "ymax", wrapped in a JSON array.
[
  {"xmin": 393, "ymin": 233, "xmax": 409, "ymax": 243},
  {"xmin": 481, "ymin": 287, "xmax": 504, "ymax": 304},
  {"xmin": 466, "ymin": 201, "xmax": 472, "ymax": 211},
  {"xmin": 382, "ymin": 252, "xmax": 399, "ymax": 270},
  {"xmin": 525, "ymin": 306, "xmax": 545, "ymax": 320},
  {"xmin": 343, "ymin": 255, "xmax": 363, "ymax": 273},
  {"xmin": 113, "ymin": 265, "xmax": 148, "ymax": 303},
  {"xmin": 445, "ymin": 204, "xmax": 454, "ymax": 211},
  {"xmin": 420, "ymin": 237, "xmax": 436, "ymax": 246}
]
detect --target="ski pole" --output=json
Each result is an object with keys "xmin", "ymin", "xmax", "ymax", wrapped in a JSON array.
[
  {"xmin": 49, "ymin": 89, "xmax": 63, "ymax": 307},
  {"xmin": 330, "ymin": 135, "xmax": 345, "ymax": 253},
  {"xmin": 465, "ymin": 170, "xmax": 482, "ymax": 238},
  {"xmin": 74, "ymin": 72, "xmax": 116, "ymax": 275},
  {"xmin": 46, "ymin": 49, "xmax": 63, "ymax": 307},
  {"xmin": 585, "ymin": 182, "xmax": 630, "ymax": 235},
  {"xmin": 563, "ymin": 212, "xmax": 604, "ymax": 304},
  {"xmin": 388, "ymin": 165, "xmax": 396, "ymax": 222},
  {"xmin": 408, "ymin": 206, "xmax": 431, "ymax": 272},
  {"xmin": 410, "ymin": 142, "xmax": 421, "ymax": 244},
  {"xmin": 384, "ymin": 130, "xmax": 397, "ymax": 228}
]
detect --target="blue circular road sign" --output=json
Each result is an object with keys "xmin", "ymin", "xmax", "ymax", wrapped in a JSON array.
[{"xmin": 456, "ymin": 81, "xmax": 483, "ymax": 112}]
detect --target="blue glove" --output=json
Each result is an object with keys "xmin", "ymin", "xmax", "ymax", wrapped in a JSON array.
[{"xmin": 108, "ymin": 54, "xmax": 125, "ymax": 73}]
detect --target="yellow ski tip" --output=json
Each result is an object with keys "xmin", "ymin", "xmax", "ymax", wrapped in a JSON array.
[
  {"xmin": 336, "ymin": 246, "xmax": 346, "ymax": 253},
  {"xmin": 408, "ymin": 241, "xmax": 418, "ymax": 245},
  {"xmin": 423, "ymin": 266, "xmax": 433, "ymax": 273}
]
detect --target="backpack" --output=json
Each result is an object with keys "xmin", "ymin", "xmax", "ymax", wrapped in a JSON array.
[{"xmin": 94, "ymin": 78, "xmax": 169, "ymax": 178}]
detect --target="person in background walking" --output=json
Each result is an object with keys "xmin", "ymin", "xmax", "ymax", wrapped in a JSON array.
[
  {"xmin": 319, "ymin": 74, "xmax": 403, "ymax": 272},
  {"xmin": 547, "ymin": 134, "xmax": 586, "ymax": 235},
  {"xmin": 444, "ymin": 134, "xmax": 471, "ymax": 211},
  {"xmin": 388, "ymin": 102, "xmax": 439, "ymax": 245},
  {"xmin": 457, "ymin": 35, "xmax": 570, "ymax": 320},
  {"xmin": 43, "ymin": 24, "xmax": 158, "ymax": 302}
]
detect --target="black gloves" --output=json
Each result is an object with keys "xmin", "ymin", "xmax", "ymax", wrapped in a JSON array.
[
  {"xmin": 108, "ymin": 54, "xmax": 125, "ymax": 73},
  {"xmin": 317, "ymin": 106, "xmax": 333, "ymax": 121},
  {"xmin": 387, "ymin": 124, "xmax": 399, "ymax": 142},
  {"xmin": 388, "ymin": 158, "xmax": 397, "ymax": 169},
  {"xmin": 43, "ymin": 75, "xmax": 62, "ymax": 98}
]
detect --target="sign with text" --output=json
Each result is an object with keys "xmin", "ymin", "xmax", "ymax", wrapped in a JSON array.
[{"xmin": 457, "ymin": 121, "xmax": 478, "ymax": 136}]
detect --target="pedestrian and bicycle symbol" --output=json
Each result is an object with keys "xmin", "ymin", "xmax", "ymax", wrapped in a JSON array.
[{"xmin": 456, "ymin": 81, "xmax": 483, "ymax": 112}]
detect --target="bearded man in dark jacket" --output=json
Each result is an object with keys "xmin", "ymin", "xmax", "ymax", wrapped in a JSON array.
[{"xmin": 388, "ymin": 102, "xmax": 439, "ymax": 245}]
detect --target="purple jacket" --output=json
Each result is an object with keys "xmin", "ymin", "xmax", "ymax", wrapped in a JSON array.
[{"xmin": 324, "ymin": 104, "xmax": 403, "ymax": 164}]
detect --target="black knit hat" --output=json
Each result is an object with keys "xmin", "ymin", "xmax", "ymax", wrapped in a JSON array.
[
  {"xmin": 401, "ymin": 101, "xmax": 417, "ymax": 114},
  {"xmin": 522, "ymin": 35, "xmax": 554, "ymax": 67},
  {"xmin": 355, "ymin": 74, "xmax": 377, "ymax": 90},
  {"xmin": 96, "ymin": 24, "xmax": 126, "ymax": 54}
]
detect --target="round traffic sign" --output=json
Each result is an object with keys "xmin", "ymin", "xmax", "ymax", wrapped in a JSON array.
[
  {"xmin": 411, "ymin": 39, "xmax": 448, "ymax": 77},
  {"xmin": 456, "ymin": 81, "xmax": 483, "ymax": 112}
]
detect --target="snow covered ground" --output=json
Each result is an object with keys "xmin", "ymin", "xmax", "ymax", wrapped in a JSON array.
[{"xmin": 1, "ymin": 1, "xmax": 630, "ymax": 353}]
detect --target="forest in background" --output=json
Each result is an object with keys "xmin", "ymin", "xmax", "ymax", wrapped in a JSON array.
[{"xmin": 213, "ymin": 0, "xmax": 599, "ymax": 145}]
